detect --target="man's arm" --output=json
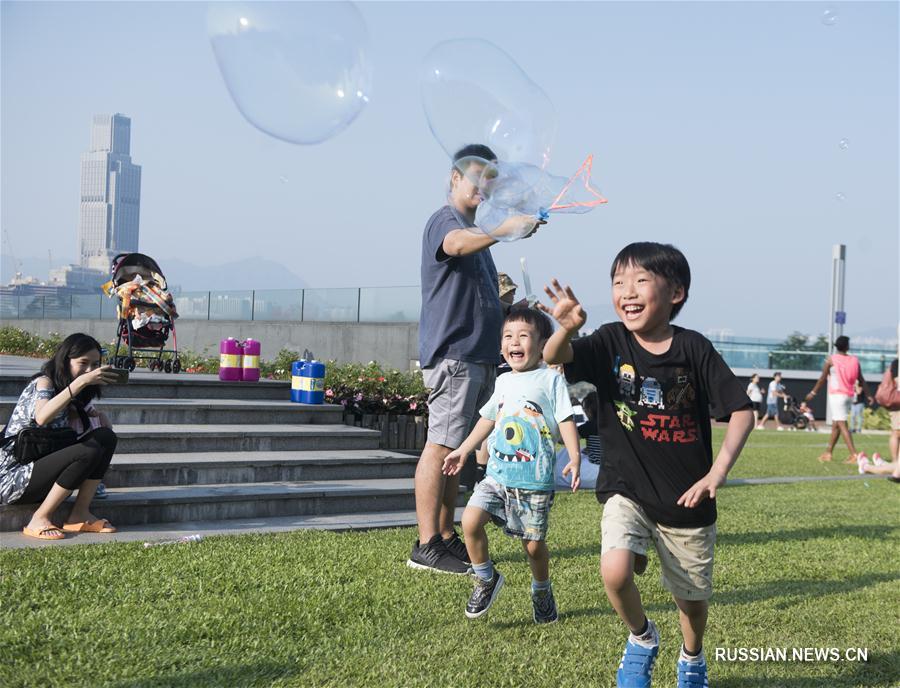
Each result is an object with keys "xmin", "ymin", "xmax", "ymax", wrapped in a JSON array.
[
  {"xmin": 442, "ymin": 229, "xmax": 497, "ymax": 258},
  {"xmin": 805, "ymin": 358, "xmax": 832, "ymax": 401}
]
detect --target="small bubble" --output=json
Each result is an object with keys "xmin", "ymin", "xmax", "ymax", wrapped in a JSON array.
[
  {"xmin": 835, "ymin": 192, "xmax": 846, "ymax": 201},
  {"xmin": 822, "ymin": 9, "xmax": 838, "ymax": 26},
  {"xmin": 279, "ymin": 175, "xmax": 289, "ymax": 184},
  {"xmin": 839, "ymin": 138, "xmax": 849, "ymax": 150}
]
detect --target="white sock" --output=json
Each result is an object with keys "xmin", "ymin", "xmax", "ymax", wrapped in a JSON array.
[
  {"xmin": 680, "ymin": 645, "xmax": 705, "ymax": 663},
  {"xmin": 629, "ymin": 618, "xmax": 659, "ymax": 648}
]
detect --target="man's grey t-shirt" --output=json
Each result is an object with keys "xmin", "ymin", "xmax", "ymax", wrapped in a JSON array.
[{"xmin": 418, "ymin": 205, "xmax": 503, "ymax": 368}]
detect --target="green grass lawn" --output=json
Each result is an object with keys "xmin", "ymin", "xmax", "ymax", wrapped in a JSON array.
[
  {"xmin": 1, "ymin": 433, "xmax": 898, "ymax": 687},
  {"xmin": 724, "ymin": 427, "xmax": 891, "ymax": 479}
]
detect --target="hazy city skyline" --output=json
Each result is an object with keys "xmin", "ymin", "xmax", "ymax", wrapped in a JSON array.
[{"xmin": 1, "ymin": 1, "xmax": 897, "ymax": 340}]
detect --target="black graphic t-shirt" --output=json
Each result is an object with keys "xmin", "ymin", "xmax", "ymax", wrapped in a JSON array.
[{"xmin": 565, "ymin": 323, "xmax": 750, "ymax": 527}]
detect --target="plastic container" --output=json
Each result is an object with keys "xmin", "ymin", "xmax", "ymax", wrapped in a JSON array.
[
  {"xmin": 219, "ymin": 338, "xmax": 242, "ymax": 381},
  {"xmin": 241, "ymin": 338, "xmax": 260, "ymax": 382},
  {"xmin": 291, "ymin": 351, "xmax": 326, "ymax": 404}
]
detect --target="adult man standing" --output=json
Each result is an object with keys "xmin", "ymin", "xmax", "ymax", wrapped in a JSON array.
[{"xmin": 408, "ymin": 144, "xmax": 539, "ymax": 573}]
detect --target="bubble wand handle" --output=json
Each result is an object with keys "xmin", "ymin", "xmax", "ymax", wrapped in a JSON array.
[{"xmin": 520, "ymin": 257, "xmax": 537, "ymax": 306}]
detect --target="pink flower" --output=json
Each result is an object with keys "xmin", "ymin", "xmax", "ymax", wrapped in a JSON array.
[
  {"xmin": 409, "ymin": 402, "xmax": 418, "ymax": 411},
  {"xmin": 325, "ymin": 389, "xmax": 334, "ymax": 398},
  {"xmin": 354, "ymin": 393, "xmax": 363, "ymax": 402},
  {"xmin": 378, "ymin": 377, "xmax": 386, "ymax": 382}
]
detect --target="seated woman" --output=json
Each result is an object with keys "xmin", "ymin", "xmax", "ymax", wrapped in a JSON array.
[{"xmin": 0, "ymin": 333, "xmax": 120, "ymax": 539}]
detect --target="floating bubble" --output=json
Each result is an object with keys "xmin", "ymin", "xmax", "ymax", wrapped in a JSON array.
[
  {"xmin": 839, "ymin": 138, "xmax": 849, "ymax": 150},
  {"xmin": 207, "ymin": 2, "xmax": 372, "ymax": 144},
  {"xmin": 474, "ymin": 156, "xmax": 606, "ymax": 242},
  {"xmin": 822, "ymin": 9, "xmax": 838, "ymax": 26},
  {"xmin": 421, "ymin": 39, "xmax": 557, "ymax": 170},
  {"xmin": 279, "ymin": 175, "xmax": 289, "ymax": 184},
  {"xmin": 835, "ymin": 192, "xmax": 846, "ymax": 201}
]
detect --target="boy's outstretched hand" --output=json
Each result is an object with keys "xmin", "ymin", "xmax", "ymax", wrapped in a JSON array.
[
  {"xmin": 562, "ymin": 458, "xmax": 581, "ymax": 492},
  {"xmin": 537, "ymin": 279, "xmax": 587, "ymax": 333},
  {"xmin": 442, "ymin": 448, "xmax": 468, "ymax": 476},
  {"xmin": 677, "ymin": 470, "xmax": 726, "ymax": 508}
]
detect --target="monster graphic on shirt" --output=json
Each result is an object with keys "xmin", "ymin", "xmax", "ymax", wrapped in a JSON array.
[{"xmin": 488, "ymin": 399, "xmax": 556, "ymax": 487}]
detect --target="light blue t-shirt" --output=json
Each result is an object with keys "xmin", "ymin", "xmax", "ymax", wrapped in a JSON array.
[{"xmin": 480, "ymin": 367, "xmax": 574, "ymax": 491}]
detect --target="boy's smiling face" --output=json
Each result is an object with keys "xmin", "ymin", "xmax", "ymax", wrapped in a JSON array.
[
  {"xmin": 612, "ymin": 261, "xmax": 684, "ymax": 336},
  {"xmin": 501, "ymin": 318, "xmax": 544, "ymax": 372}
]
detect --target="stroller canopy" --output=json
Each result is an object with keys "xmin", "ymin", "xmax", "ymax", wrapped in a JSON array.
[{"xmin": 111, "ymin": 253, "xmax": 167, "ymax": 289}]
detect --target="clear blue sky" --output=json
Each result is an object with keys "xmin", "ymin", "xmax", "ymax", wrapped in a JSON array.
[{"xmin": 2, "ymin": 1, "xmax": 897, "ymax": 340}]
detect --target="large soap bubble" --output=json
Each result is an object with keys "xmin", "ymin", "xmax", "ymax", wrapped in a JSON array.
[
  {"xmin": 421, "ymin": 39, "xmax": 557, "ymax": 170},
  {"xmin": 474, "ymin": 156, "xmax": 607, "ymax": 242},
  {"xmin": 208, "ymin": 2, "xmax": 372, "ymax": 145}
]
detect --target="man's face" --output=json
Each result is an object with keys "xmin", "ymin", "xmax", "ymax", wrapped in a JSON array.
[{"xmin": 450, "ymin": 161, "xmax": 486, "ymax": 210}]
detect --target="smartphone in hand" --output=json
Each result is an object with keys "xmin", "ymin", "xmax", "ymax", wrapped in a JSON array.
[{"xmin": 109, "ymin": 368, "xmax": 130, "ymax": 384}]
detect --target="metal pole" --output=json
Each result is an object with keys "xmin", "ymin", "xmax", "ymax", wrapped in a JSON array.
[
  {"xmin": 826, "ymin": 244, "xmax": 846, "ymax": 425},
  {"xmin": 828, "ymin": 244, "xmax": 846, "ymax": 355}
]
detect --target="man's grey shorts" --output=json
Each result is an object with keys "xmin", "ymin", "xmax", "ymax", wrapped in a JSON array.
[{"xmin": 422, "ymin": 358, "xmax": 496, "ymax": 448}]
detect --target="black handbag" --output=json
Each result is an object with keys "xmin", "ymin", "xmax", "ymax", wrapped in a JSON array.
[
  {"xmin": 1, "ymin": 423, "xmax": 79, "ymax": 466},
  {"xmin": 1, "ymin": 402, "xmax": 90, "ymax": 466}
]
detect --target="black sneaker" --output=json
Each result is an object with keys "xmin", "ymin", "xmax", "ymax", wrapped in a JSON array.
[
  {"xmin": 443, "ymin": 531, "xmax": 471, "ymax": 565},
  {"xmin": 407, "ymin": 535, "xmax": 471, "ymax": 575},
  {"xmin": 531, "ymin": 584, "xmax": 559, "ymax": 624},
  {"xmin": 465, "ymin": 570, "xmax": 505, "ymax": 619}
]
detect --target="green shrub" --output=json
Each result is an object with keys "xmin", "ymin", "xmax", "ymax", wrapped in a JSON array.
[{"xmin": 864, "ymin": 406, "xmax": 891, "ymax": 431}]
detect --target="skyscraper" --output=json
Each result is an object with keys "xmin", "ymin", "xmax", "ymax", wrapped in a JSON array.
[{"xmin": 78, "ymin": 113, "xmax": 141, "ymax": 271}]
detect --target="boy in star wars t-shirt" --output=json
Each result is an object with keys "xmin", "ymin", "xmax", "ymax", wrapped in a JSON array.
[{"xmin": 541, "ymin": 242, "xmax": 754, "ymax": 688}]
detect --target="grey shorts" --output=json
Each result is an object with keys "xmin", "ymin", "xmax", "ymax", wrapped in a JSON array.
[
  {"xmin": 467, "ymin": 475, "xmax": 554, "ymax": 541},
  {"xmin": 422, "ymin": 358, "xmax": 496, "ymax": 448}
]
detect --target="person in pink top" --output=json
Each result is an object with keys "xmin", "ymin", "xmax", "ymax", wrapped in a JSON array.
[{"xmin": 805, "ymin": 336, "xmax": 869, "ymax": 463}]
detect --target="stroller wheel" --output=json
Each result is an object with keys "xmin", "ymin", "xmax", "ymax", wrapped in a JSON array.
[
  {"xmin": 125, "ymin": 357, "xmax": 136, "ymax": 372},
  {"xmin": 164, "ymin": 359, "xmax": 173, "ymax": 374},
  {"xmin": 148, "ymin": 360, "xmax": 157, "ymax": 372},
  {"xmin": 172, "ymin": 359, "xmax": 181, "ymax": 374}
]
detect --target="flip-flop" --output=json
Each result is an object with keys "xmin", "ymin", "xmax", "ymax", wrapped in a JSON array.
[
  {"xmin": 62, "ymin": 519, "xmax": 117, "ymax": 533},
  {"xmin": 817, "ymin": 454, "xmax": 832, "ymax": 463},
  {"xmin": 22, "ymin": 525, "xmax": 65, "ymax": 540}
]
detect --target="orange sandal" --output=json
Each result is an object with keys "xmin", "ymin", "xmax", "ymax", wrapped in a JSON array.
[
  {"xmin": 62, "ymin": 519, "xmax": 117, "ymax": 533},
  {"xmin": 23, "ymin": 525, "xmax": 66, "ymax": 540}
]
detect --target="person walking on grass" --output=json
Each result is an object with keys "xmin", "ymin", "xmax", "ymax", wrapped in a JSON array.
[
  {"xmin": 442, "ymin": 308, "xmax": 581, "ymax": 622},
  {"xmin": 805, "ymin": 336, "xmax": 868, "ymax": 464},
  {"xmin": 756, "ymin": 372, "xmax": 787, "ymax": 430},
  {"xmin": 541, "ymin": 242, "xmax": 754, "ymax": 688}
]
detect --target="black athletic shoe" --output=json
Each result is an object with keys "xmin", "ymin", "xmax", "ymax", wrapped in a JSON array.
[
  {"xmin": 531, "ymin": 585, "xmax": 559, "ymax": 624},
  {"xmin": 443, "ymin": 531, "xmax": 471, "ymax": 565},
  {"xmin": 407, "ymin": 535, "xmax": 471, "ymax": 575},
  {"xmin": 465, "ymin": 570, "xmax": 505, "ymax": 619}
]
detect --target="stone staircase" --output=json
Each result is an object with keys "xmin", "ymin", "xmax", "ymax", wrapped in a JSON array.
[{"xmin": 0, "ymin": 361, "xmax": 453, "ymax": 542}]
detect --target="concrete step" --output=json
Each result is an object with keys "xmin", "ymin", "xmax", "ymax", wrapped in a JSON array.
[
  {"xmin": 0, "ymin": 478, "xmax": 465, "ymax": 531},
  {"xmin": 107, "ymin": 424, "xmax": 380, "ymax": 454},
  {"xmin": 0, "ymin": 372, "xmax": 291, "ymax": 401},
  {"xmin": 102, "ymin": 449, "xmax": 418, "ymax": 487},
  {"xmin": 0, "ymin": 508, "xmax": 466, "ymax": 549},
  {"xmin": 0, "ymin": 397, "xmax": 344, "ymax": 426}
]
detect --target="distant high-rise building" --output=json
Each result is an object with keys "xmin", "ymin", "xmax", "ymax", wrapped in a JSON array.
[{"xmin": 78, "ymin": 113, "xmax": 141, "ymax": 272}]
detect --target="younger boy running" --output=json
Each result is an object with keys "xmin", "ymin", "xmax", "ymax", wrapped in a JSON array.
[
  {"xmin": 443, "ymin": 308, "xmax": 581, "ymax": 622},
  {"xmin": 541, "ymin": 242, "xmax": 754, "ymax": 688}
]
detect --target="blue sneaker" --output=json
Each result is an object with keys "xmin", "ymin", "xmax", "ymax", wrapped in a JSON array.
[
  {"xmin": 617, "ymin": 631, "xmax": 659, "ymax": 687},
  {"xmin": 677, "ymin": 655, "xmax": 708, "ymax": 688}
]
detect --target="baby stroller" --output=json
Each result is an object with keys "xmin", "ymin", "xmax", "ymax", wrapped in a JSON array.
[
  {"xmin": 782, "ymin": 395, "xmax": 809, "ymax": 430},
  {"xmin": 102, "ymin": 253, "xmax": 181, "ymax": 373}
]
